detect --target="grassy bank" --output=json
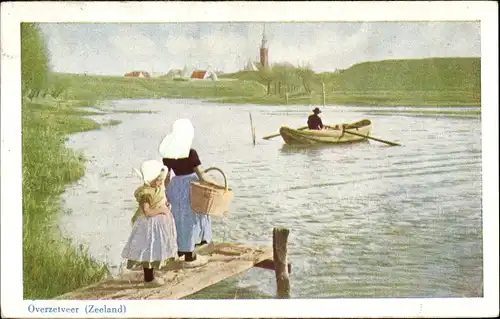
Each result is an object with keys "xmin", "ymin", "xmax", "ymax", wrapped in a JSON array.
[
  {"xmin": 22, "ymin": 101, "xmax": 112, "ymax": 299},
  {"xmin": 50, "ymin": 72, "xmax": 266, "ymax": 104},
  {"xmin": 318, "ymin": 57, "xmax": 480, "ymax": 92},
  {"xmin": 220, "ymin": 57, "xmax": 481, "ymax": 106},
  {"xmin": 46, "ymin": 57, "xmax": 480, "ymax": 108},
  {"xmin": 46, "ymin": 72, "xmax": 480, "ymax": 109},
  {"xmin": 212, "ymin": 89, "xmax": 480, "ymax": 107}
]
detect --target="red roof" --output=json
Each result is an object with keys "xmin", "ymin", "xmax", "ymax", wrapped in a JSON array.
[
  {"xmin": 191, "ymin": 70, "xmax": 207, "ymax": 79},
  {"xmin": 124, "ymin": 71, "xmax": 151, "ymax": 77}
]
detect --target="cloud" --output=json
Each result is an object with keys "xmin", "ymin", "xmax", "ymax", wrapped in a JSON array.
[
  {"xmin": 108, "ymin": 26, "xmax": 159, "ymax": 58},
  {"xmin": 164, "ymin": 34, "xmax": 194, "ymax": 56},
  {"xmin": 39, "ymin": 22, "xmax": 481, "ymax": 75}
]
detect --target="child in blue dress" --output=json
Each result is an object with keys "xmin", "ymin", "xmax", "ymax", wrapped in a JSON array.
[{"xmin": 121, "ymin": 160, "xmax": 178, "ymax": 286}]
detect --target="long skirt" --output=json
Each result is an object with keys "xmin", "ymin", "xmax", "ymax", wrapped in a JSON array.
[
  {"xmin": 167, "ymin": 173, "xmax": 212, "ymax": 252},
  {"xmin": 121, "ymin": 213, "xmax": 178, "ymax": 269}
]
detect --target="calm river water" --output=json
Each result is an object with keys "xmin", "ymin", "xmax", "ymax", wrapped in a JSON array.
[{"xmin": 59, "ymin": 98, "xmax": 483, "ymax": 298}]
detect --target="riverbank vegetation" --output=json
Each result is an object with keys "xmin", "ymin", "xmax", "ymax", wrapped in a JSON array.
[
  {"xmin": 22, "ymin": 23, "xmax": 109, "ymax": 299},
  {"xmin": 23, "ymin": 102, "xmax": 109, "ymax": 299},
  {"xmin": 42, "ymin": 56, "xmax": 480, "ymax": 108},
  {"xmin": 47, "ymin": 72, "xmax": 266, "ymax": 105},
  {"xmin": 218, "ymin": 57, "xmax": 480, "ymax": 106}
]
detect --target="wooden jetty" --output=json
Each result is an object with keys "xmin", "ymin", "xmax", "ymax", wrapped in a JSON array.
[{"xmin": 56, "ymin": 228, "xmax": 291, "ymax": 300}]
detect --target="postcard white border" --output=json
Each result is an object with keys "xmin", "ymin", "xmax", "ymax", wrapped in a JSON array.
[{"xmin": 1, "ymin": 1, "xmax": 498, "ymax": 318}]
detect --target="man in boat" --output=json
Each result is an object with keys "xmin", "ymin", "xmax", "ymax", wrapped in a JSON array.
[{"xmin": 307, "ymin": 107, "xmax": 324, "ymax": 130}]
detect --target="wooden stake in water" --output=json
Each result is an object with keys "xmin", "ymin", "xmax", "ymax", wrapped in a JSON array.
[
  {"xmin": 249, "ymin": 112, "xmax": 256, "ymax": 145},
  {"xmin": 322, "ymin": 82, "xmax": 326, "ymax": 107},
  {"xmin": 273, "ymin": 227, "xmax": 290, "ymax": 298}
]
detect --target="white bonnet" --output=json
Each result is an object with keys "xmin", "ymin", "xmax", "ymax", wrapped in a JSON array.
[
  {"xmin": 134, "ymin": 160, "xmax": 168, "ymax": 185},
  {"xmin": 158, "ymin": 118, "xmax": 194, "ymax": 159}
]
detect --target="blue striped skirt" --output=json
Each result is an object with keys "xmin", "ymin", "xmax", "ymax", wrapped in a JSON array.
[
  {"xmin": 121, "ymin": 213, "xmax": 178, "ymax": 269},
  {"xmin": 166, "ymin": 173, "xmax": 212, "ymax": 252}
]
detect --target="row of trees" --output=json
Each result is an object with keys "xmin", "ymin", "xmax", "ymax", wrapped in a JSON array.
[
  {"xmin": 21, "ymin": 23, "xmax": 66, "ymax": 100},
  {"xmin": 256, "ymin": 62, "xmax": 320, "ymax": 96}
]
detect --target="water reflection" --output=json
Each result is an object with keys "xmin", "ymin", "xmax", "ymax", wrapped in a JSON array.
[{"xmin": 279, "ymin": 140, "xmax": 370, "ymax": 155}]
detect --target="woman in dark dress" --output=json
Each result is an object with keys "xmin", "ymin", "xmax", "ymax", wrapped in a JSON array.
[{"xmin": 159, "ymin": 118, "xmax": 213, "ymax": 266}]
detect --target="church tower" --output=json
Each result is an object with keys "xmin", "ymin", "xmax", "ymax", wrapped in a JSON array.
[{"xmin": 259, "ymin": 25, "xmax": 269, "ymax": 69}]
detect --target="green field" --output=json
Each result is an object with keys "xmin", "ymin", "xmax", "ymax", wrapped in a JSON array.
[
  {"xmin": 219, "ymin": 57, "xmax": 481, "ymax": 106},
  {"xmin": 40, "ymin": 57, "xmax": 481, "ymax": 108},
  {"xmin": 318, "ymin": 57, "xmax": 480, "ymax": 92},
  {"xmin": 50, "ymin": 73, "xmax": 266, "ymax": 105}
]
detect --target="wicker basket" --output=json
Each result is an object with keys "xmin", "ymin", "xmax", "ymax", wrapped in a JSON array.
[{"xmin": 190, "ymin": 167, "xmax": 233, "ymax": 217}]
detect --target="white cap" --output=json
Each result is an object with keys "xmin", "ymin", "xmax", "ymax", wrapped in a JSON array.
[
  {"xmin": 134, "ymin": 160, "xmax": 168, "ymax": 184},
  {"xmin": 159, "ymin": 118, "xmax": 194, "ymax": 159}
]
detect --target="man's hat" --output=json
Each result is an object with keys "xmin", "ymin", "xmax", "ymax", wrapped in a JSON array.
[{"xmin": 313, "ymin": 107, "xmax": 321, "ymax": 114}]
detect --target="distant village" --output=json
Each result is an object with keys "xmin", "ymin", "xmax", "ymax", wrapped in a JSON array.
[{"xmin": 124, "ymin": 27, "xmax": 270, "ymax": 81}]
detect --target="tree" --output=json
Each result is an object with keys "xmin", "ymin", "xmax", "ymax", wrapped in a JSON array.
[
  {"xmin": 296, "ymin": 63, "xmax": 316, "ymax": 94},
  {"xmin": 257, "ymin": 68, "xmax": 274, "ymax": 95},
  {"xmin": 21, "ymin": 23, "xmax": 50, "ymax": 99}
]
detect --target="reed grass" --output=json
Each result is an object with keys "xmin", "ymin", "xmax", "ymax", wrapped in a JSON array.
[{"xmin": 22, "ymin": 102, "xmax": 110, "ymax": 299}]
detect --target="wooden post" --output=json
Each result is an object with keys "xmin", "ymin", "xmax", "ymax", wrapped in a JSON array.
[
  {"xmin": 322, "ymin": 82, "xmax": 326, "ymax": 107},
  {"xmin": 249, "ymin": 112, "xmax": 256, "ymax": 146},
  {"xmin": 285, "ymin": 87, "xmax": 289, "ymax": 105},
  {"xmin": 273, "ymin": 227, "xmax": 290, "ymax": 298}
]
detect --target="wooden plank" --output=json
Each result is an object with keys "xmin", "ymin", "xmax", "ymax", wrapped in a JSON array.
[{"xmin": 55, "ymin": 243, "xmax": 272, "ymax": 300}]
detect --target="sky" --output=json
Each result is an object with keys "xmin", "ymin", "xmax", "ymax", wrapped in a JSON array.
[{"xmin": 39, "ymin": 21, "xmax": 481, "ymax": 75}]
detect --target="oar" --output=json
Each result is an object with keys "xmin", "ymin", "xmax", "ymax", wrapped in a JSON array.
[
  {"xmin": 343, "ymin": 129, "xmax": 401, "ymax": 146},
  {"xmin": 262, "ymin": 125, "xmax": 308, "ymax": 140}
]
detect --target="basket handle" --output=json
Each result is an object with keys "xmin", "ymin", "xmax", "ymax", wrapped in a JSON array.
[{"xmin": 203, "ymin": 167, "xmax": 228, "ymax": 191}]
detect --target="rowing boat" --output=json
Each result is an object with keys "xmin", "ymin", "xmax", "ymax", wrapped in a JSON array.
[{"xmin": 279, "ymin": 119, "xmax": 372, "ymax": 145}]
